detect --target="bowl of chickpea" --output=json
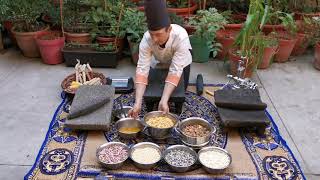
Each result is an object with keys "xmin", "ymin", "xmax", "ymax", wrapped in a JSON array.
[{"xmin": 143, "ymin": 111, "xmax": 179, "ymax": 140}]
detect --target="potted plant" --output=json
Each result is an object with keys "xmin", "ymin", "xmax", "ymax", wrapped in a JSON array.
[
  {"xmin": 166, "ymin": 0, "xmax": 198, "ymax": 16},
  {"xmin": 230, "ymin": 0, "xmax": 268, "ymax": 78},
  {"xmin": 36, "ymin": 31, "xmax": 65, "ymax": 65},
  {"xmin": 62, "ymin": 0, "xmax": 92, "ymax": 44},
  {"xmin": 63, "ymin": 42, "xmax": 120, "ymax": 68},
  {"xmin": 0, "ymin": 0, "xmax": 10, "ymax": 50},
  {"xmin": 216, "ymin": 29, "xmax": 238, "ymax": 60},
  {"xmin": 123, "ymin": 8, "xmax": 147, "ymax": 64},
  {"xmin": 289, "ymin": 0, "xmax": 320, "ymax": 20},
  {"xmin": 304, "ymin": 16, "xmax": 320, "ymax": 70},
  {"xmin": 187, "ymin": 8, "xmax": 228, "ymax": 62},
  {"xmin": 135, "ymin": 0, "xmax": 198, "ymax": 16},
  {"xmin": 9, "ymin": 0, "xmax": 50, "ymax": 57},
  {"xmin": 207, "ymin": 0, "xmax": 249, "ymax": 15},
  {"xmin": 257, "ymin": 34, "xmax": 279, "ymax": 69},
  {"xmin": 221, "ymin": 10, "xmax": 246, "ymax": 33},
  {"xmin": 268, "ymin": 12, "xmax": 298, "ymax": 62},
  {"xmin": 88, "ymin": 1, "xmax": 126, "ymax": 52},
  {"xmin": 33, "ymin": 2, "xmax": 65, "ymax": 65}
]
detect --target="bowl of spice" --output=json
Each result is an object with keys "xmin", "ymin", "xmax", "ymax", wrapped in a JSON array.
[
  {"xmin": 198, "ymin": 146, "xmax": 232, "ymax": 173},
  {"xmin": 130, "ymin": 142, "xmax": 162, "ymax": 170},
  {"xmin": 163, "ymin": 145, "xmax": 198, "ymax": 173},
  {"xmin": 115, "ymin": 118, "xmax": 144, "ymax": 139},
  {"xmin": 96, "ymin": 142, "xmax": 129, "ymax": 169},
  {"xmin": 176, "ymin": 117, "xmax": 215, "ymax": 147},
  {"xmin": 143, "ymin": 111, "xmax": 179, "ymax": 139}
]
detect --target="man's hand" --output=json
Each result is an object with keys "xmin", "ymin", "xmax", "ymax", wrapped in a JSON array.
[
  {"xmin": 128, "ymin": 103, "xmax": 141, "ymax": 119},
  {"xmin": 158, "ymin": 100, "xmax": 169, "ymax": 114}
]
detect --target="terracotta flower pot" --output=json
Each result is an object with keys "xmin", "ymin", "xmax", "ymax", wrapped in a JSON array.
[
  {"xmin": 258, "ymin": 46, "xmax": 278, "ymax": 69},
  {"xmin": 96, "ymin": 36, "xmax": 124, "ymax": 52},
  {"xmin": 262, "ymin": 24, "xmax": 285, "ymax": 35},
  {"xmin": 138, "ymin": 1, "xmax": 198, "ymax": 16},
  {"xmin": 274, "ymin": 35, "xmax": 297, "ymax": 63},
  {"xmin": 216, "ymin": 30, "xmax": 237, "ymax": 60},
  {"xmin": 224, "ymin": 24, "xmax": 243, "ymax": 33},
  {"xmin": 12, "ymin": 26, "xmax": 50, "ymax": 58},
  {"xmin": 64, "ymin": 32, "xmax": 91, "ymax": 44},
  {"xmin": 36, "ymin": 31, "xmax": 65, "ymax": 65},
  {"xmin": 314, "ymin": 42, "xmax": 320, "ymax": 70},
  {"xmin": 295, "ymin": 12, "xmax": 320, "ymax": 20},
  {"xmin": 291, "ymin": 33, "xmax": 308, "ymax": 56},
  {"xmin": 228, "ymin": 49, "xmax": 254, "ymax": 78},
  {"xmin": 168, "ymin": 1, "xmax": 198, "ymax": 16}
]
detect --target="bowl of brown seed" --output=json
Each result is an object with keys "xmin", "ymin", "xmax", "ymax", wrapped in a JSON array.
[{"xmin": 175, "ymin": 117, "xmax": 215, "ymax": 147}]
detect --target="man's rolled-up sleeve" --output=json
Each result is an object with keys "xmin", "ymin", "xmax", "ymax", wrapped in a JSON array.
[
  {"xmin": 135, "ymin": 35, "xmax": 152, "ymax": 85},
  {"xmin": 165, "ymin": 38, "xmax": 192, "ymax": 86}
]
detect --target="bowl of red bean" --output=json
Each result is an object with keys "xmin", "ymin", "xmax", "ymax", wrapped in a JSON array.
[
  {"xmin": 176, "ymin": 117, "xmax": 216, "ymax": 147},
  {"xmin": 96, "ymin": 142, "xmax": 130, "ymax": 169}
]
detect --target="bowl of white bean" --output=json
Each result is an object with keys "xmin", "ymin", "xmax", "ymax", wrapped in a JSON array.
[
  {"xmin": 129, "ymin": 142, "xmax": 162, "ymax": 170},
  {"xmin": 143, "ymin": 111, "xmax": 179, "ymax": 139},
  {"xmin": 198, "ymin": 146, "xmax": 232, "ymax": 173}
]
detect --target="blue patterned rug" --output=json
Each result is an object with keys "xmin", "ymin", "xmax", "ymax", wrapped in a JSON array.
[{"xmin": 24, "ymin": 85, "xmax": 306, "ymax": 180}]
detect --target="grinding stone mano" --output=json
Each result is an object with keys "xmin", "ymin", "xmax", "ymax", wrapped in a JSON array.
[
  {"xmin": 68, "ymin": 85, "xmax": 111, "ymax": 119},
  {"xmin": 218, "ymin": 107, "xmax": 270, "ymax": 128},
  {"xmin": 64, "ymin": 85, "xmax": 115, "ymax": 130},
  {"xmin": 214, "ymin": 88, "xmax": 267, "ymax": 110}
]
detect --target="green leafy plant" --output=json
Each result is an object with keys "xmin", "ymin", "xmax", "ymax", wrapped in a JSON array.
[
  {"xmin": 0, "ymin": 0, "xmax": 10, "ymax": 28},
  {"xmin": 207, "ymin": 0, "xmax": 249, "ymax": 14},
  {"xmin": 300, "ymin": 16, "xmax": 320, "ymax": 46},
  {"xmin": 88, "ymin": 0, "xmax": 127, "ymax": 39},
  {"xmin": 169, "ymin": 13, "xmax": 184, "ymax": 26},
  {"xmin": 266, "ymin": 9, "xmax": 297, "ymax": 36},
  {"xmin": 124, "ymin": 8, "xmax": 147, "ymax": 52},
  {"xmin": 63, "ymin": 0, "xmax": 91, "ymax": 33},
  {"xmin": 287, "ymin": 0, "xmax": 320, "ymax": 13},
  {"xmin": 7, "ymin": 0, "xmax": 49, "ymax": 32},
  {"xmin": 234, "ymin": 0, "xmax": 269, "ymax": 75},
  {"xmin": 167, "ymin": 0, "xmax": 193, "ymax": 8},
  {"xmin": 187, "ymin": 8, "xmax": 228, "ymax": 57},
  {"xmin": 91, "ymin": 43, "xmax": 116, "ymax": 52}
]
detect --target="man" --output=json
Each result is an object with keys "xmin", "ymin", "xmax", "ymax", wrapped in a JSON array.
[{"xmin": 128, "ymin": 0, "xmax": 192, "ymax": 118}]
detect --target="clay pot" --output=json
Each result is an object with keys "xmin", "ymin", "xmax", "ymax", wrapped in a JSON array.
[
  {"xmin": 167, "ymin": 1, "xmax": 198, "ymax": 16},
  {"xmin": 258, "ymin": 46, "xmax": 278, "ymax": 69},
  {"xmin": 216, "ymin": 30, "xmax": 237, "ymax": 60},
  {"xmin": 274, "ymin": 32, "xmax": 297, "ymax": 63},
  {"xmin": 138, "ymin": 1, "xmax": 198, "ymax": 16},
  {"xmin": 292, "ymin": 33, "xmax": 309, "ymax": 56},
  {"xmin": 36, "ymin": 31, "xmax": 65, "ymax": 65},
  {"xmin": 224, "ymin": 24, "xmax": 243, "ymax": 33},
  {"xmin": 64, "ymin": 32, "xmax": 91, "ymax": 44},
  {"xmin": 228, "ymin": 49, "xmax": 254, "ymax": 78},
  {"xmin": 262, "ymin": 24, "xmax": 285, "ymax": 35},
  {"xmin": 295, "ymin": 12, "xmax": 320, "ymax": 20},
  {"xmin": 96, "ymin": 36, "xmax": 124, "ymax": 52},
  {"xmin": 12, "ymin": 26, "xmax": 50, "ymax": 58}
]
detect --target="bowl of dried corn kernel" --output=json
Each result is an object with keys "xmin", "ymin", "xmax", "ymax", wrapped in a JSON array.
[{"xmin": 143, "ymin": 111, "xmax": 179, "ymax": 140}]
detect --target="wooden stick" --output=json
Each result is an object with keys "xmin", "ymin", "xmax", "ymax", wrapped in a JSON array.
[
  {"xmin": 114, "ymin": 2, "xmax": 124, "ymax": 51},
  {"xmin": 60, "ymin": 0, "xmax": 65, "ymax": 37},
  {"xmin": 205, "ymin": 90, "xmax": 214, "ymax": 96}
]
